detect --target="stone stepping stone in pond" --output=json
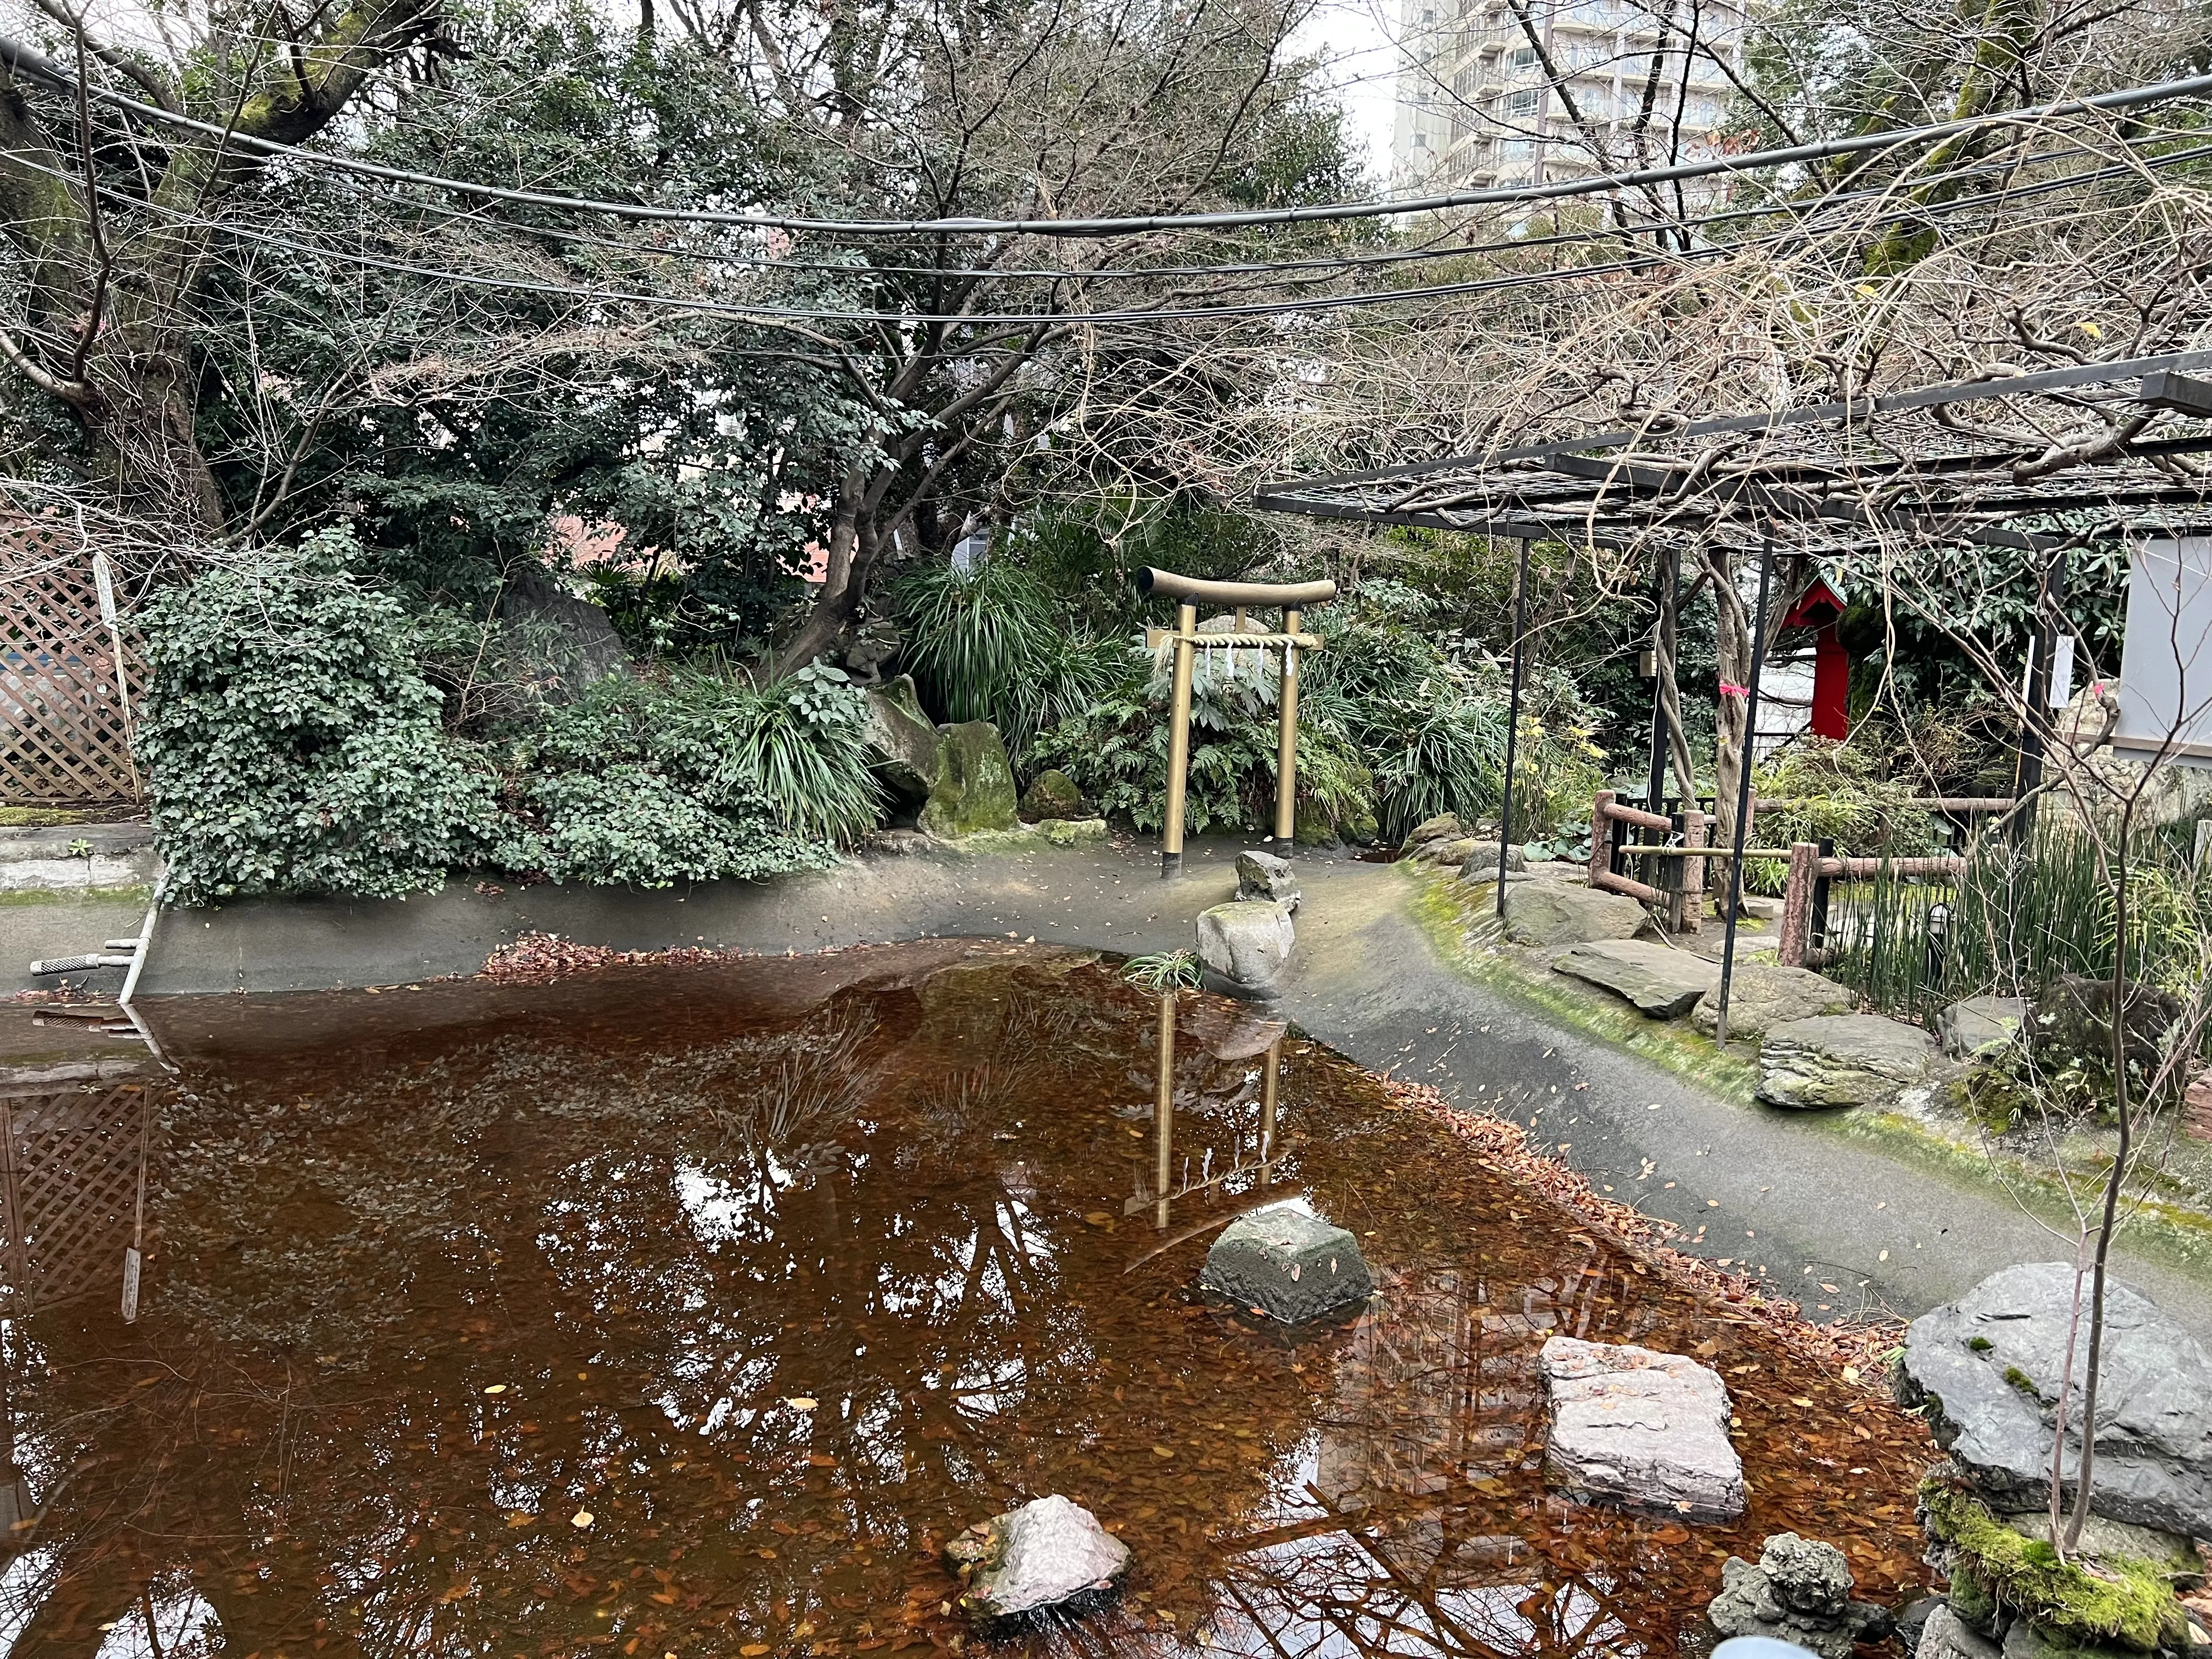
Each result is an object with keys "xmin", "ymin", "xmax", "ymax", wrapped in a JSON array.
[
  {"xmin": 945, "ymin": 1494, "xmax": 1131, "ymax": 1629},
  {"xmin": 1551, "ymin": 939, "xmax": 1721, "ymax": 1018},
  {"xmin": 1200, "ymin": 1199, "xmax": 1374, "ymax": 1325},
  {"xmin": 1540, "ymin": 1335, "xmax": 1746, "ymax": 1522}
]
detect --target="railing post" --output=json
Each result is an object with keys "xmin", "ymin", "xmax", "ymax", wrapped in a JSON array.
[
  {"xmin": 1810, "ymin": 836, "xmax": 1835, "ymax": 955},
  {"xmin": 1589, "ymin": 791, "xmax": 1616, "ymax": 889},
  {"xmin": 1674, "ymin": 809, "xmax": 1708, "ymax": 935},
  {"xmin": 1779, "ymin": 840, "xmax": 1819, "ymax": 967}
]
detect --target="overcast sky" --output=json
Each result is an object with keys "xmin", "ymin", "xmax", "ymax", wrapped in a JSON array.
[{"xmin": 1288, "ymin": 0, "xmax": 1406, "ymax": 190}]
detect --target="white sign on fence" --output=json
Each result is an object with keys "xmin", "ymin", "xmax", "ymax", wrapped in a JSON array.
[{"xmin": 2113, "ymin": 535, "xmax": 2212, "ymax": 769}]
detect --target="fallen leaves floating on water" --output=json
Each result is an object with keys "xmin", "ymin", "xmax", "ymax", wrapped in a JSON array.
[
  {"xmin": 571, "ymin": 1510, "xmax": 594, "ymax": 1529},
  {"xmin": 786, "ymin": 1397, "xmax": 818, "ymax": 1410}
]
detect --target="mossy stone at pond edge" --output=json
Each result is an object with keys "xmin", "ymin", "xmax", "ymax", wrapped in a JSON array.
[
  {"xmin": 1918, "ymin": 1482, "xmax": 2188, "ymax": 1652},
  {"xmin": 919, "ymin": 721, "xmax": 1019, "ymax": 838},
  {"xmin": 1019, "ymin": 769, "xmax": 1084, "ymax": 822}
]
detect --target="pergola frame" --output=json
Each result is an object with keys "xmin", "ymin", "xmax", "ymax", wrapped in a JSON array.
[{"xmin": 1250, "ymin": 350, "xmax": 2212, "ymax": 1038}]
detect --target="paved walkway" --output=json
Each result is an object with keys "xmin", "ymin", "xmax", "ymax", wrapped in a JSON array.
[{"xmin": 125, "ymin": 833, "xmax": 2212, "ymax": 1337}]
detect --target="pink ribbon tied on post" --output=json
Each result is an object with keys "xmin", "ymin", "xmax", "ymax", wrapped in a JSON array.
[{"xmin": 1718, "ymin": 681, "xmax": 1750, "ymax": 698}]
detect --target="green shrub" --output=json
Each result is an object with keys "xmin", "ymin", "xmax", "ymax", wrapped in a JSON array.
[
  {"xmin": 139, "ymin": 534, "xmax": 503, "ymax": 904},
  {"xmin": 490, "ymin": 663, "xmax": 874, "ymax": 882},
  {"xmin": 1753, "ymin": 740, "xmax": 1942, "ymax": 858},
  {"xmin": 500, "ymin": 765, "xmax": 825, "ymax": 887}
]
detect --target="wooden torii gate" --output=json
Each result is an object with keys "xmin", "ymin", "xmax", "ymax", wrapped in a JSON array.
[{"xmin": 1137, "ymin": 567, "xmax": 1337, "ymax": 877}]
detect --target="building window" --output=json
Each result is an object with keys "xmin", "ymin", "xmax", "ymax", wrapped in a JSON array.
[
  {"xmin": 1503, "ymin": 88, "xmax": 1542, "ymax": 118},
  {"xmin": 1504, "ymin": 44, "xmax": 1536, "ymax": 70}
]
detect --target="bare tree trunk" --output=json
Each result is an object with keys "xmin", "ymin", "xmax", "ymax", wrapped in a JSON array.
[{"xmin": 2065, "ymin": 821, "xmax": 2137, "ymax": 1550}]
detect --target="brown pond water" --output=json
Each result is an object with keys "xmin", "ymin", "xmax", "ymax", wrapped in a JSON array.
[{"xmin": 1, "ymin": 941, "xmax": 1929, "ymax": 1658}]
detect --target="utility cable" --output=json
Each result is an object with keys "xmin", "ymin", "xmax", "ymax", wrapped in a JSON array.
[
  {"xmin": 4, "ymin": 32, "xmax": 2210, "ymax": 238},
  {"xmin": 32, "ymin": 131, "xmax": 2204, "ymax": 331}
]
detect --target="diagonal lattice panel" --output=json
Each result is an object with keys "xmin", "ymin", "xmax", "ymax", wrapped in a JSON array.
[
  {"xmin": 0, "ymin": 1076, "xmax": 155, "ymax": 1316},
  {"xmin": 1, "ymin": 515, "xmax": 145, "ymax": 806}
]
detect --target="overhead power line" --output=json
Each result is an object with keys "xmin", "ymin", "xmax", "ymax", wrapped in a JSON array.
[
  {"xmin": 353, "ymin": 128, "xmax": 2193, "ymax": 289},
  {"xmin": 3, "ymin": 32, "xmax": 2211, "ymax": 238},
  {"xmin": 29, "ymin": 133, "xmax": 2201, "ymax": 332}
]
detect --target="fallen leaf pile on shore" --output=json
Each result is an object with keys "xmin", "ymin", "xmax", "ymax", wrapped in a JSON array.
[
  {"xmin": 1376, "ymin": 1073, "xmax": 1906, "ymax": 1389},
  {"xmin": 478, "ymin": 931, "xmax": 724, "ymax": 985}
]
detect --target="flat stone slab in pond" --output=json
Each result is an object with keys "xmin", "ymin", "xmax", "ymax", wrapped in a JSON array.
[
  {"xmin": 1898, "ymin": 1261, "xmax": 2212, "ymax": 1538},
  {"xmin": 1541, "ymin": 1335, "xmax": 1745, "ymax": 1521},
  {"xmin": 1691, "ymin": 962, "xmax": 1853, "ymax": 1041},
  {"xmin": 1196, "ymin": 900, "xmax": 1296, "ymax": 998},
  {"xmin": 1201, "ymin": 1200, "xmax": 1373, "ymax": 1324},
  {"xmin": 1552, "ymin": 940, "xmax": 1720, "ymax": 1018},
  {"xmin": 1939, "ymin": 995, "xmax": 2029, "ymax": 1060},
  {"xmin": 945, "ymin": 1494, "xmax": 1131, "ymax": 1626},
  {"xmin": 1757, "ymin": 1014, "xmax": 1943, "ymax": 1108},
  {"xmin": 1504, "ymin": 884, "xmax": 1654, "ymax": 947}
]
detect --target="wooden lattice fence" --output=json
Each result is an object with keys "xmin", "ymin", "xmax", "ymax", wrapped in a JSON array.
[
  {"xmin": 1, "ymin": 514, "xmax": 145, "ymax": 806},
  {"xmin": 0, "ymin": 1066, "xmax": 154, "ymax": 1317}
]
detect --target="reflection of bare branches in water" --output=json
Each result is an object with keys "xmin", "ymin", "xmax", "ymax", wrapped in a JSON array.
[{"xmin": 699, "ymin": 1002, "xmax": 882, "ymax": 1180}]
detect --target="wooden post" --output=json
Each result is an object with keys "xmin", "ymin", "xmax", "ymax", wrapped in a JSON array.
[
  {"xmin": 1589, "ymin": 791, "xmax": 1616, "ymax": 889},
  {"xmin": 1779, "ymin": 840, "xmax": 1819, "ymax": 967},
  {"xmin": 1274, "ymin": 607, "xmax": 1302, "ymax": 851},
  {"xmin": 1154, "ymin": 992, "xmax": 1176, "ymax": 1229},
  {"xmin": 1673, "ymin": 809, "xmax": 1708, "ymax": 935},
  {"xmin": 1162, "ymin": 600, "xmax": 1198, "ymax": 877},
  {"xmin": 1260, "ymin": 1034, "xmax": 1280, "ymax": 1187}
]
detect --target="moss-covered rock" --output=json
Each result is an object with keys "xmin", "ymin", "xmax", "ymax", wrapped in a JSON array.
[
  {"xmin": 1019, "ymin": 769, "xmax": 1084, "ymax": 822},
  {"xmin": 1918, "ymin": 1481, "xmax": 2190, "ymax": 1653},
  {"xmin": 919, "ymin": 723, "xmax": 1019, "ymax": 838}
]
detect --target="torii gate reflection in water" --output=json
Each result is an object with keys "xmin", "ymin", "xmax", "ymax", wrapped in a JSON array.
[{"xmin": 1137, "ymin": 566, "xmax": 1336, "ymax": 877}]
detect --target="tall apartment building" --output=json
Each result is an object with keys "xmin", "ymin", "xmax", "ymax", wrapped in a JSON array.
[{"xmin": 1391, "ymin": 0, "xmax": 1746, "ymax": 195}]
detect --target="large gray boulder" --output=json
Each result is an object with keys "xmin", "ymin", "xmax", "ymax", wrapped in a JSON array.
[
  {"xmin": 1019, "ymin": 768, "xmax": 1084, "ymax": 822},
  {"xmin": 1552, "ymin": 940, "xmax": 1720, "ymax": 1018},
  {"xmin": 1940, "ymin": 995, "xmax": 2030, "ymax": 1060},
  {"xmin": 861, "ymin": 675, "xmax": 940, "ymax": 799},
  {"xmin": 918, "ymin": 721, "xmax": 1020, "ymax": 838},
  {"xmin": 493, "ymin": 565, "xmax": 628, "ymax": 701},
  {"xmin": 1201, "ymin": 1200, "xmax": 1373, "ymax": 1324},
  {"xmin": 945, "ymin": 1494, "xmax": 1131, "ymax": 1627},
  {"xmin": 1757, "ymin": 1014, "xmax": 1944, "ymax": 1108},
  {"xmin": 1235, "ymin": 849, "xmax": 1300, "ymax": 908},
  {"xmin": 1400, "ymin": 813, "xmax": 1463, "ymax": 854},
  {"xmin": 1503, "ymin": 884, "xmax": 1654, "ymax": 947},
  {"xmin": 1459, "ymin": 843, "xmax": 1528, "ymax": 881},
  {"xmin": 1692, "ymin": 963, "xmax": 1854, "ymax": 1040},
  {"xmin": 1540, "ymin": 1336, "xmax": 1745, "ymax": 1521},
  {"xmin": 1707, "ymin": 1533, "xmax": 1895, "ymax": 1659},
  {"xmin": 1196, "ymin": 899, "xmax": 1296, "ymax": 998},
  {"xmin": 1897, "ymin": 1262, "xmax": 2212, "ymax": 1539}
]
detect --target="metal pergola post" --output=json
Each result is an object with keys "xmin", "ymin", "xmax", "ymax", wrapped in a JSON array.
[
  {"xmin": 1496, "ymin": 537, "xmax": 1531, "ymax": 918},
  {"xmin": 1714, "ymin": 535, "xmax": 1776, "ymax": 1047},
  {"xmin": 1645, "ymin": 543, "xmax": 1679, "ymax": 817},
  {"xmin": 2012, "ymin": 545, "xmax": 2070, "ymax": 847}
]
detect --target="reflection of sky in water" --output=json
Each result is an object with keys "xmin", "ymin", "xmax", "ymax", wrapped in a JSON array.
[{"xmin": 0, "ymin": 950, "xmax": 1930, "ymax": 1658}]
